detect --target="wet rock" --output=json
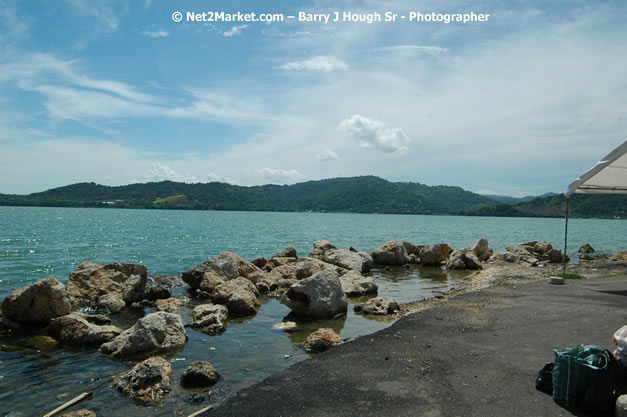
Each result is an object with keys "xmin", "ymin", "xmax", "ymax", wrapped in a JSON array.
[
  {"xmin": 180, "ymin": 361, "xmax": 220, "ymax": 388},
  {"xmin": 182, "ymin": 252, "xmax": 260, "ymax": 289},
  {"xmin": 97, "ymin": 293, "xmax": 126, "ymax": 314},
  {"xmin": 446, "ymin": 249, "xmax": 482, "ymax": 270},
  {"xmin": 60, "ymin": 410, "xmax": 96, "ymax": 417},
  {"xmin": 146, "ymin": 285, "xmax": 170, "ymax": 301},
  {"xmin": 272, "ymin": 321, "xmax": 298, "ymax": 332},
  {"xmin": 66, "ymin": 262, "xmax": 147, "ymax": 307},
  {"xmin": 371, "ymin": 240, "xmax": 410, "ymax": 265},
  {"xmin": 0, "ymin": 314, "xmax": 22, "ymax": 332},
  {"xmin": 24, "ymin": 335, "xmax": 58, "ymax": 350},
  {"xmin": 309, "ymin": 240, "xmax": 337, "ymax": 259},
  {"xmin": 1, "ymin": 276, "xmax": 72, "ymax": 325},
  {"xmin": 339, "ymin": 270, "xmax": 378, "ymax": 296},
  {"xmin": 113, "ymin": 356, "xmax": 172, "ymax": 405},
  {"xmin": 100, "ymin": 312, "xmax": 187, "ymax": 360},
  {"xmin": 471, "ymin": 238, "xmax": 492, "ymax": 262},
  {"xmin": 212, "ymin": 277, "xmax": 260, "ymax": 317},
  {"xmin": 323, "ymin": 248, "xmax": 373, "ymax": 273},
  {"xmin": 579, "ymin": 243, "xmax": 595, "ymax": 254},
  {"xmin": 420, "ymin": 244, "xmax": 451, "ymax": 266},
  {"xmin": 354, "ymin": 297, "xmax": 400, "ymax": 315},
  {"xmin": 83, "ymin": 314, "xmax": 111, "ymax": 325},
  {"xmin": 273, "ymin": 246, "xmax": 298, "ymax": 259},
  {"xmin": 190, "ymin": 304, "xmax": 228, "ymax": 334},
  {"xmin": 148, "ymin": 274, "xmax": 184, "ymax": 288},
  {"xmin": 401, "ymin": 242, "xmax": 422, "ymax": 256},
  {"xmin": 49, "ymin": 313, "xmax": 122, "ymax": 347},
  {"xmin": 197, "ymin": 271, "xmax": 227, "ymax": 293},
  {"xmin": 302, "ymin": 328, "xmax": 342, "ymax": 353},
  {"xmin": 280, "ymin": 269, "xmax": 348, "ymax": 318},
  {"xmin": 251, "ymin": 257, "xmax": 267, "ymax": 269},
  {"xmin": 155, "ymin": 298, "xmax": 185, "ymax": 313}
]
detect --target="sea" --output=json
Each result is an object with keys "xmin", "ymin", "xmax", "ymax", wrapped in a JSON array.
[{"xmin": 0, "ymin": 206, "xmax": 625, "ymax": 416}]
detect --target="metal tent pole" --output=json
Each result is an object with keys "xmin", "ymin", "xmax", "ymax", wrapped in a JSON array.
[{"xmin": 562, "ymin": 197, "xmax": 570, "ymax": 278}]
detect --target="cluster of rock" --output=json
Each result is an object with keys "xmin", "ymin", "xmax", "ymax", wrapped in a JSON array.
[{"xmin": 491, "ymin": 241, "xmax": 567, "ymax": 266}]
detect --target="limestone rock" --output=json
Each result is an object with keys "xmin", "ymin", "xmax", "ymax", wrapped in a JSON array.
[
  {"xmin": 180, "ymin": 361, "xmax": 220, "ymax": 388},
  {"xmin": 534, "ymin": 242, "xmax": 553, "ymax": 256},
  {"xmin": 113, "ymin": 356, "xmax": 172, "ymax": 405},
  {"xmin": 302, "ymin": 328, "xmax": 342, "ymax": 353},
  {"xmin": 339, "ymin": 270, "xmax": 378, "ymax": 296},
  {"xmin": 256, "ymin": 258, "xmax": 337, "ymax": 293},
  {"xmin": 354, "ymin": 297, "xmax": 400, "ymax": 315},
  {"xmin": 446, "ymin": 249, "xmax": 482, "ymax": 270},
  {"xmin": 191, "ymin": 304, "xmax": 228, "ymax": 334},
  {"xmin": 60, "ymin": 410, "xmax": 96, "ymax": 417},
  {"xmin": 280, "ymin": 269, "xmax": 348, "ymax": 318},
  {"xmin": 471, "ymin": 238, "xmax": 491, "ymax": 261},
  {"xmin": 323, "ymin": 248, "xmax": 373, "ymax": 273},
  {"xmin": 371, "ymin": 240, "xmax": 410, "ymax": 265},
  {"xmin": 1, "ymin": 276, "xmax": 72, "ymax": 324},
  {"xmin": 97, "ymin": 293, "xmax": 126, "ymax": 314},
  {"xmin": 420, "ymin": 244, "xmax": 451, "ymax": 266},
  {"xmin": 66, "ymin": 262, "xmax": 147, "ymax": 306},
  {"xmin": 579, "ymin": 243, "xmax": 595, "ymax": 254},
  {"xmin": 100, "ymin": 312, "xmax": 187, "ymax": 360},
  {"xmin": 146, "ymin": 285, "xmax": 170, "ymax": 301},
  {"xmin": 272, "ymin": 321, "xmax": 298, "ymax": 332},
  {"xmin": 273, "ymin": 246, "xmax": 298, "ymax": 259},
  {"xmin": 182, "ymin": 252, "xmax": 259, "ymax": 289},
  {"xmin": 155, "ymin": 298, "xmax": 185, "ymax": 313},
  {"xmin": 212, "ymin": 277, "xmax": 260, "ymax": 317},
  {"xmin": 309, "ymin": 240, "xmax": 337, "ymax": 259},
  {"xmin": 610, "ymin": 250, "xmax": 627, "ymax": 262},
  {"xmin": 198, "ymin": 271, "xmax": 227, "ymax": 293},
  {"xmin": 48, "ymin": 313, "xmax": 122, "ymax": 347}
]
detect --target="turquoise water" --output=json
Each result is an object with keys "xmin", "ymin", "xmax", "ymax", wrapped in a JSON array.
[{"xmin": 0, "ymin": 207, "xmax": 625, "ymax": 415}]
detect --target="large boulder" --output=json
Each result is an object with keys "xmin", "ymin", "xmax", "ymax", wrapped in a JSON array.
[
  {"xmin": 354, "ymin": 297, "xmax": 400, "ymax": 315},
  {"xmin": 280, "ymin": 269, "xmax": 348, "ymax": 318},
  {"xmin": 273, "ymin": 246, "xmax": 298, "ymax": 259},
  {"xmin": 190, "ymin": 304, "xmax": 229, "ymax": 334},
  {"xmin": 323, "ymin": 248, "xmax": 373, "ymax": 273},
  {"xmin": 113, "ymin": 356, "xmax": 172, "ymax": 405},
  {"xmin": 100, "ymin": 312, "xmax": 187, "ymax": 360},
  {"xmin": 65, "ymin": 262, "xmax": 147, "ymax": 308},
  {"xmin": 309, "ymin": 240, "xmax": 337, "ymax": 259},
  {"xmin": 212, "ymin": 277, "xmax": 260, "ymax": 317},
  {"xmin": 339, "ymin": 271, "xmax": 378, "ymax": 296},
  {"xmin": 182, "ymin": 252, "xmax": 260, "ymax": 289},
  {"xmin": 419, "ymin": 244, "xmax": 451, "ymax": 266},
  {"xmin": 48, "ymin": 313, "xmax": 122, "ymax": 347},
  {"xmin": 371, "ymin": 240, "xmax": 410, "ymax": 265},
  {"xmin": 446, "ymin": 249, "xmax": 482, "ymax": 270},
  {"xmin": 471, "ymin": 238, "xmax": 492, "ymax": 262},
  {"xmin": 180, "ymin": 361, "xmax": 220, "ymax": 387},
  {"xmin": 255, "ymin": 258, "xmax": 336, "ymax": 293},
  {"xmin": 2, "ymin": 276, "xmax": 72, "ymax": 324},
  {"xmin": 302, "ymin": 328, "xmax": 342, "ymax": 353}
]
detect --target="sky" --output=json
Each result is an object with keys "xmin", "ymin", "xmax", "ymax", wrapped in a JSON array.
[{"xmin": 0, "ymin": 0, "xmax": 626, "ymax": 197}]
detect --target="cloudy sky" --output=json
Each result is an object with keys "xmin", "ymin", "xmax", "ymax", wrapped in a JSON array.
[{"xmin": 1, "ymin": 0, "xmax": 626, "ymax": 196}]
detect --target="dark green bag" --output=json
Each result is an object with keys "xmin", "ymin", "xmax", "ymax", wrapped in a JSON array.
[
  {"xmin": 552, "ymin": 344, "xmax": 605, "ymax": 407},
  {"xmin": 580, "ymin": 349, "xmax": 627, "ymax": 414}
]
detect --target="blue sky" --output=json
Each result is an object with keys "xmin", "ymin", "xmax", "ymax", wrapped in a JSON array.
[{"xmin": 0, "ymin": 0, "xmax": 626, "ymax": 196}]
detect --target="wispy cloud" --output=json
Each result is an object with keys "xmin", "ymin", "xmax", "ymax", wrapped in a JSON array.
[
  {"xmin": 64, "ymin": 0, "xmax": 122, "ymax": 30},
  {"xmin": 376, "ymin": 45, "xmax": 448, "ymax": 56},
  {"xmin": 338, "ymin": 115, "xmax": 409, "ymax": 155},
  {"xmin": 142, "ymin": 30, "xmax": 168, "ymax": 38},
  {"xmin": 256, "ymin": 167, "xmax": 306, "ymax": 183},
  {"xmin": 223, "ymin": 25, "xmax": 247, "ymax": 37},
  {"xmin": 317, "ymin": 149, "xmax": 339, "ymax": 162},
  {"xmin": 280, "ymin": 56, "xmax": 348, "ymax": 73}
]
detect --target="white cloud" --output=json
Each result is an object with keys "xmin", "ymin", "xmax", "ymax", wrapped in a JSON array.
[
  {"xmin": 317, "ymin": 149, "xmax": 339, "ymax": 162},
  {"xmin": 223, "ymin": 25, "xmax": 247, "ymax": 37},
  {"xmin": 337, "ymin": 115, "xmax": 410, "ymax": 155},
  {"xmin": 207, "ymin": 172, "xmax": 238, "ymax": 185},
  {"xmin": 142, "ymin": 30, "xmax": 168, "ymax": 38},
  {"xmin": 150, "ymin": 162, "xmax": 199, "ymax": 183},
  {"xmin": 280, "ymin": 56, "xmax": 348, "ymax": 73},
  {"xmin": 256, "ymin": 167, "xmax": 306, "ymax": 184},
  {"xmin": 64, "ymin": 0, "xmax": 120, "ymax": 30},
  {"xmin": 376, "ymin": 45, "xmax": 447, "ymax": 56}
]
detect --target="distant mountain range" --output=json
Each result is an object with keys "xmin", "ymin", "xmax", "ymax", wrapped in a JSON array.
[
  {"xmin": 0, "ymin": 176, "xmax": 624, "ymax": 219},
  {"xmin": 483, "ymin": 192, "xmax": 559, "ymax": 204}
]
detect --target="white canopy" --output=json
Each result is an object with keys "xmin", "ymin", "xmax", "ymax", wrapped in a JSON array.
[{"xmin": 565, "ymin": 140, "xmax": 627, "ymax": 197}]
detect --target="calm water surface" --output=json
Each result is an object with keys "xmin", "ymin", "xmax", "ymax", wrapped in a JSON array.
[{"xmin": 0, "ymin": 207, "xmax": 625, "ymax": 415}]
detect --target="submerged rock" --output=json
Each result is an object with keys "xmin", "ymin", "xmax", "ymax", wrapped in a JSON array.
[
  {"xmin": 272, "ymin": 321, "xmax": 298, "ymax": 332},
  {"xmin": 100, "ymin": 312, "xmax": 187, "ymax": 360},
  {"xmin": 354, "ymin": 297, "xmax": 400, "ymax": 315},
  {"xmin": 48, "ymin": 313, "xmax": 122, "ymax": 347},
  {"xmin": 280, "ymin": 269, "xmax": 348, "ymax": 318},
  {"xmin": 2, "ymin": 276, "xmax": 72, "ymax": 325},
  {"xmin": 302, "ymin": 328, "xmax": 342, "ymax": 353},
  {"xmin": 371, "ymin": 240, "xmax": 410, "ymax": 265},
  {"xmin": 181, "ymin": 361, "xmax": 220, "ymax": 388},
  {"xmin": 155, "ymin": 298, "xmax": 185, "ymax": 313},
  {"xmin": 339, "ymin": 270, "xmax": 378, "ymax": 296},
  {"xmin": 113, "ymin": 356, "xmax": 172, "ymax": 405},
  {"xmin": 182, "ymin": 252, "xmax": 260, "ymax": 289},
  {"xmin": 190, "ymin": 304, "xmax": 228, "ymax": 334}
]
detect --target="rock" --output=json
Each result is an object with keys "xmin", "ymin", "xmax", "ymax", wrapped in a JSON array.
[
  {"xmin": 182, "ymin": 252, "xmax": 260, "ymax": 289},
  {"xmin": 155, "ymin": 298, "xmax": 185, "ymax": 313},
  {"xmin": 534, "ymin": 242, "xmax": 553, "ymax": 256},
  {"xmin": 100, "ymin": 312, "xmax": 187, "ymax": 360},
  {"xmin": 354, "ymin": 297, "xmax": 400, "ymax": 315},
  {"xmin": 1, "ymin": 276, "xmax": 72, "ymax": 324},
  {"xmin": 212, "ymin": 277, "xmax": 260, "ymax": 317},
  {"xmin": 616, "ymin": 394, "xmax": 627, "ymax": 417},
  {"xmin": 148, "ymin": 274, "xmax": 184, "ymax": 288},
  {"xmin": 83, "ymin": 314, "xmax": 111, "ymax": 325},
  {"xmin": 420, "ymin": 244, "xmax": 451, "ymax": 266},
  {"xmin": 280, "ymin": 269, "xmax": 348, "ymax": 318},
  {"xmin": 191, "ymin": 304, "xmax": 228, "ymax": 334},
  {"xmin": 251, "ymin": 257, "xmax": 267, "ymax": 269},
  {"xmin": 309, "ymin": 240, "xmax": 337, "ymax": 259},
  {"xmin": 579, "ymin": 243, "xmax": 595, "ymax": 254},
  {"xmin": 256, "ymin": 258, "xmax": 337, "ymax": 293},
  {"xmin": 302, "ymin": 328, "xmax": 342, "ymax": 353},
  {"xmin": 464, "ymin": 252, "xmax": 482, "ymax": 269},
  {"xmin": 24, "ymin": 335, "xmax": 58, "ymax": 350},
  {"xmin": 446, "ymin": 249, "xmax": 482, "ymax": 270},
  {"xmin": 97, "ymin": 293, "xmax": 126, "ymax": 313},
  {"xmin": 272, "ymin": 321, "xmax": 298, "ymax": 332},
  {"xmin": 146, "ymin": 285, "xmax": 170, "ymax": 301},
  {"xmin": 545, "ymin": 248, "xmax": 565, "ymax": 263},
  {"xmin": 323, "ymin": 248, "xmax": 373, "ymax": 273},
  {"xmin": 339, "ymin": 271, "xmax": 378, "ymax": 296},
  {"xmin": 180, "ymin": 361, "xmax": 220, "ymax": 388},
  {"xmin": 371, "ymin": 240, "xmax": 410, "ymax": 265},
  {"xmin": 66, "ymin": 262, "xmax": 147, "ymax": 307},
  {"xmin": 401, "ymin": 242, "xmax": 422, "ymax": 256},
  {"xmin": 610, "ymin": 250, "xmax": 627, "ymax": 262},
  {"xmin": 60, "ymin": 410, "xmax": 96, "ymax": 417},
  {"xmin": 48, "ymin": 313, "xmax": 122, "ymax": 347},
  {"xmin": 198, "ymin": 271, "xmax": 227, "ymax": 293},
  {"xmin": 471, "ymin": 238, "xmax": 491, "ymax": 261},
  {"xmin": 0, "ymin": 314, "xmax": 21, "ymax": 332},
  {"xmin": 273, "ymin": 246, "xmax": 298, "ymax": 259},
  {"xmin": 113, "ymin": 356, "xmax": 172, "ymax": 405},
  {"xmin": 245, "ymin": 270, "xmax": 266, "ymax": 285}
]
